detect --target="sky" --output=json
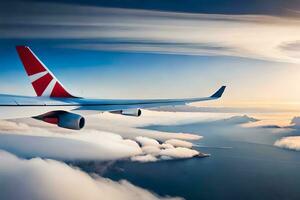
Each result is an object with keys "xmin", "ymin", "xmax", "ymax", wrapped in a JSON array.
[
  {"xmin": 1, "ymin": 0, "xmax": 300, "ymax": 107},
  {"xmin": 2, "ymin": 2, "xmax": 300, "ymax": 199}
]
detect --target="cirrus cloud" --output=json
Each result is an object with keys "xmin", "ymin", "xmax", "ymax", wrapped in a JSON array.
[{"xmin": 1, "ymin": 1, "xmax": 300, "ymax": 63}]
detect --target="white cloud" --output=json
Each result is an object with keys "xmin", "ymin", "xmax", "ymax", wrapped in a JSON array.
[
  {"xmin": 131, "ymin": 142, "xmax": 200, "ymax": 162},
  {"xmin": 161, "ymin": 143, "xmax": 175, "ymax": 149},
  {"xmin": 136, "ymin": 136, "xmax": 161, "ymax": 147},
  {"xmin": 85, "ymin": 110, "xmax": 219, "ymax": 141},
  {"xmin": 165, "ymin": 139, "xmax": 194, "ymax": 148},
  {"xmin": 1, "ymin": 1, "xmax": 300, "ymax": 63},
  {"xmin": 224, "ymin": 115, "xmax": 259, "ymax": 124},
  {"xmin": 290, "ymin": 116, "xmax": 300, "ymax": 128},
  {"xmin": 2, "ymin": 111, "xmax": 273, "ymax": 162},
  {"xmin": 131, "ymin": 154, "xmax": 158, "ymax": 162},
  {"xmin": 1, "ymin": 110, "xmax": 273, "ymax": 162},
  {"xmin": 274, "ymin": 116, "xmax": 300, "ymax": 151},
  {"xmin": 274, "ymin": 136, "xmax": 300, "ymax": 151},
  {"xmin": 0, "ymin": 110, "xmax": 207, "ymax": 161},
  {"xmin": 14, "ymin": 110, "xmax": 207, "ymax": 141},
  {"xmin": 0, "ymin": 150, "xmax": 182, "ymax": 200},
  {"xmin": 0, "ymin": 120, "xmax": 143, "ymax": 161},
  {"xmin": 160, "ymin": 147, "xmax": 199, "ymax": 159},
  {"xmin": 0, "ymin": 110, "xmax": 216, "ymax": 200},
  {"xmin": 141, "ymin": 146, "xmax": 162, "ymax": 155}
]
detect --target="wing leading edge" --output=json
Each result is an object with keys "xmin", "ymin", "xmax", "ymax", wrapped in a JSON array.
[{"xmin": 74, "ymin": 86, "xmax": 226, "ymax": 112}]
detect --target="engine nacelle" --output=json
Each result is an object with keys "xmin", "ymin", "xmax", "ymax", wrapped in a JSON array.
[
  {"xmin": 41, "ymin": 112, "xmax": 85, "ymax": 130},
  {"xmin": 121, "ymin": 108, "xmax": 142, "ymax": 117},
  {"xmin": 58, "ymin": 112, "xmax": 85, "ymax": 130}
]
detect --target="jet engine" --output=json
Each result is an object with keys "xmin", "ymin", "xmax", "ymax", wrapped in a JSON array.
[
  {"xmin": 111, "ymin": 108, "xmax": 142, "ymax": 117},
  {"xmin": 37, "ymin": 111, "xmax": 85, "ymax": 130},
  {"xmin": 57, "ymin": 112, "xmax": 85, "ymax": 130},
  {"xmin": 121, "ymin": 108, "xmax": 142, "ymax": 117}
]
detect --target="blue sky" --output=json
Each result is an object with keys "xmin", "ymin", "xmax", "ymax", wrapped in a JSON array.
[
  {"xmin": 33, "ymin": 0, "xmax": 300, "ymax": 15},
  {"xmin": 0, "ymin": 0, "xmax": 300, "ymax": 105}
]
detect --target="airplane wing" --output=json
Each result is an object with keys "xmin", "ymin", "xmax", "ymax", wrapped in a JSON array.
[
  {"xmin": 73, "ymin": 86, "xmax": 226, "ymax": 112},
  {"xmin": 10, "ymin": 45, "xmax": 226, "ymax": 130}
]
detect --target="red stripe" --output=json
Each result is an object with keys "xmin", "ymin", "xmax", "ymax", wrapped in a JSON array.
[
  {"xmin": 32, "ymin": 73, "xmax": 53, "ymax": 96},
  {"xmin": 16, "ymin": 46, "xmax": 46, "ymax": 76},
  {"xmin": 43, "ymin": 117, "xmax": 59, "ymax": 125},
  {"xmin": 50, "ymin": 82, "xmax": 74, "ymax": 98}
]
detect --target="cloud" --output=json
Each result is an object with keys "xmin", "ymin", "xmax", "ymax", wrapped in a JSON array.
[
  {"xmin": 161, "ymin": 143, "xmax": 176, "ymax": 149},
  {"xmin": 165, "ymin": 139, "xmax": 194, "ymax": 148},
  {"xmin": 0, "ymin": 110, "xmax": 207, "ymax": 161},
  {"xmin": 273, "ymin": 116, "xmax": 300, "ymax": 151},
  {"xmin": 0, "ymin": 150, "xmax": 182, "ymax": 200},
  {"xmin": 1, "ymin": 1, "xmax": 300, "ymax": 63},
  {"xmin": 160, "ymin": 147, "xmax": 199, "ymax": 159},
  {"xmin": 279, "ymin": 40, "xmax": 300, "ymax": 59},
  {"xmin": 132, "ymin": 146, "xmax": 201, "ymax": 162},
  {"xmin": 280, "ymin": 40, "xmax": 300, "ymax": 52},
  {"xmin": 131, "ymin": 134, "xmax": 202, "ymax": 162},
  {"xmin": 0, "ymin": 132, "xmax": 142, "ymax": 161},
  {"xmin": 85, "ymin": 110, "xmax": 220, "ymax": 141},
  {"xmin": 132, "ymin": 136, "xmax": 201, "ymax": 162},
  {"xmin": 0, "ymin": 110, "xmax": 211, "ymax": 200},
  {"xmin": 136, "ymin": 136, "xmax": 161, "ymax": 147},
  {"xmin": 274, "ymin": 136, "xmax": 300, "ymax": 151},
  {"xmin": 141, "ymin": 146, "xmax": 162, "ymax": 155},
  {"xmin": 59, "ymin": 109, "xmax": 208, "ymax": 133},
  {"xmin": 18, "ymin": 110, "xmax": 206, "ymax": 141},
  {"xmin": 131, "ymin": 154, "xmax": 158, "ymax": 162},
  {"xmin": 289, "ymin": 116, "xmax": 300, "ymax": 128},
  {"xmin": 0, "ymin": 120, "xmax": 143, "ymax": 161},
  {"xmin": 132, "ymin": 144, "xmax": 202, "ymax": 162},
  {"xmin": 223, "ymin": 115, "xmax": 259, "ymax": 124},
  {"xmin": 1, "ymin": 110, "xmax": 276, "ymax": 162}
]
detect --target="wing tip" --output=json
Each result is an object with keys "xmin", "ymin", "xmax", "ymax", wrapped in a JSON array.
[{"xmin": 210, "ymin": 86, "xmax": 226, "ymax": 98}]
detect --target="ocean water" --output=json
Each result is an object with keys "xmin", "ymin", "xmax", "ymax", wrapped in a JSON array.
[{"xmin": 89, "ymin": 115, "xmax": 300, "ymax": 200}]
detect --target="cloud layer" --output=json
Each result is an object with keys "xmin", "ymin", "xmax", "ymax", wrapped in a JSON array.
[
  {"xmin": 273, "ymin": 116, "xmax": 300, "ymax": 151},
  {"xmin": 0, "ymin": 110, "xmax": 206, "ymax": 161},
  {"xmin": 0, "ymin": 110, "xmax": 215, "ymax": 199},
  {"xmin": 1, "ymin": 108, "xmax": 299, "ymax": 200},
  {"xmin": 0, "ymin": 120, "xmax": 142, "ymax": 161},
  {"xmin": 0, "ymin": 110, "xmax": 217, "ymax": 200},
  {"xmin": 0, "ymin": 150, "xmax": 182, "ymax": 200},
  {"xmin": 1, "ymin": 1, "xmax": 300, "ymax": 63},
  {"xmin": 274, "ymin": 136, "xmax": 300, "ymax": 151}
]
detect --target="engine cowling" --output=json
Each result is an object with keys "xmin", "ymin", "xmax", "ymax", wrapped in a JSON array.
[
  {"xmin": 121, "ymin": 108, "xmax": 142, "ymax": 117},
  {"xmin": 40, "ymin": 112, "xmax": 85, "ymax": 130},
  {"xmin": 57, "ymin": 112, "xmax": 85, "ymax": 130}
]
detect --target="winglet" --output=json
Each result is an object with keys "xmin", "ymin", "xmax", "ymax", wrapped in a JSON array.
[{"xmin": 210, "ymin": 86, "xmax": 226, "ymax": 98}]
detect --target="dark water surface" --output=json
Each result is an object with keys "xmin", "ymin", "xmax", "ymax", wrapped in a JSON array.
[{"xmin": 83, "ymin": 120, "xmax": 300, "ymax": 200}]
